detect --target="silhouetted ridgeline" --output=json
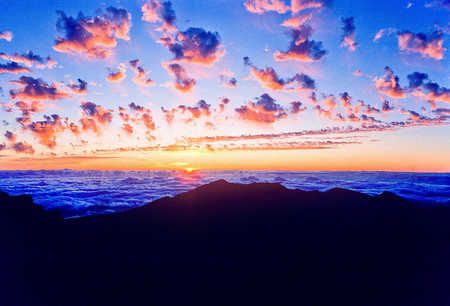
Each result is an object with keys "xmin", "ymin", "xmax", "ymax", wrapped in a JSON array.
[{"xmin": 1, "ymin": 180, "xmax": 450, "ymax": 306}]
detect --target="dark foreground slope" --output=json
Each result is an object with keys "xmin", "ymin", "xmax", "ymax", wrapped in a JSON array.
[{"xmin": 2, "ymin": 180, "xmax": 450, "ymax": 306}]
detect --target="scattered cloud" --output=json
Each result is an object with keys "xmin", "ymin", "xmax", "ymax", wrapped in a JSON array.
[
  {"xmin": 161, "ymin": 100, "xmax": 211, "ymax": 125},
  {"xmin": 129, "ymin": 60, "xmax": 155, "ymax": 87},
  {"xmin": 120, "ymin": 102, "xmax": 156, "ymax": 132},
  {"xmin": 339, "ymin": 92, "xmax": 353, "ymax": 115},
  {"xmin": 274, "ymin": 26, "xmax": 327, "ymax": 62},
  {"xmin": 9, "ymin": 76, "xmax": 71, "ymax": 101},
  {"xmin": 243, "ymin": 0, "xmax": 324, "ymax": 15},
  {"xmin": 219, "ymin": 69, "xmax": 237, "ymax": 88},
  {"xmin": 290, "ymin": 101, "xmax": 307, "ymax": 113},
  {"xmin": 53, "ymin": 7, "xmax": 131, "ymax": 59},
  {"xmin": 106, "ymin": 63, "xmax": 126, "ymax": 82},
  {"xmin": 244, "ymin": 56, "xmax": 316, "ymax": 91},
  {"xmin": 243, "ymin": 0, "xmax": 290, "ymax": 14},
  {"xmin": 407, "ymin": 72, "xmax": 450, "ymax": 103},
  {"xmin": 4, "ymin": 130, "xmax": 17, "ymax": 143},
  {"xmin": 373, "ymin": 27, "xmax": 396, "ymax": 42},
  {"xmin": 433, "ymin": 108, "xmax": 450, "ymax": 116},
  {"xmin": 0, "ymin": 30, "xmax": 12, "ymax": 41},
  {"xmin": 340, "ymin": 17, "xmax": 357, "ymax": 51},
  {"xmin": 0, "ymin": 51, "xmax": 57, "ymax": 69},
  {"xmin": 0, "ymin": 2, "xmax": 448, "ymax": 159},
  {"xmin": 11, "ymin": 142, "xmax": 35, "ymax": 154},
  {"xmin": 381, "ymin": 100, "xmax": 395, "ymax": 112},
  {"xmin": 374, "ymin": 66, "xmax": 406, "ymax": 98},
  {"xmin": 0, "ymin": 62, "xmax": 31, "ymax": 74},
  {"xmin": 424, "ymin": 0, "xmax": 450, "ymax": 10},
  {"xmin": 397, "ymin": 30, "xmax": 446, "ymax": 60},
  {"xmin": 23, "ymin": 114, "xmax": 65, "ymax": 148},
  {"xmin": 80, "ymin": 101, "xmax": 113, "ymax": 133},
  {"xmin": 141, "ymin": 0, "xmax": 177, "ymax": 32},
  {"xmin": 68, "ymin": 79, "xmax": 88, "ymax": 95},
  {"xmin": 180, "ymin": 100, "xmax": 212, "ymax": 120},
  {"xmin": 235, "ymin": 93, "xmax": 288, "ymax": 123},
  {"xmin": 142, "ymin": 1, "xmax": 224, "ymax": 70},
  {"xmin": 220, "ymin": 76, "xmax": 237, "ymax": 88},
  {"xmin": 163, "ymin": 63, "xmax": 196, "ymax": 92},
  {"xmin": 159, "ymin": 27, "xmax": 225, "ymax": 66},
  {"xmin": 122, "ymin": 123, "xmax": 133, "ymax": 134},
  {"xmin": 281, "ymin": 13, "xmax": 312, "ymax": 28},
  {"xmin": 291, "ymin": 0, "xmax": 324, "ymax": 14},
  {"xmin": 362, "ymin": 104, "xmax": 380, "ymax": 115}
]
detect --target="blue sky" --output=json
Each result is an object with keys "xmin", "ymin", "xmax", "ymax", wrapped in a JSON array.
[{"xmin": 0, "ymin": 0, "xmax": 449, "ymax": 171}]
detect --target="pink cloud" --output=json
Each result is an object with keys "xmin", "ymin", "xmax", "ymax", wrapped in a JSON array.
[
  {"xmin": 24, "ymin": 115, "xmax": 65, "ymax": 148},
  {"xmin": 68, "ymin": 79, "xmax": 88, "ymax": 95},
  {"xmin": 53, "ymin": 7, "xmax": 131, "ymax": 59},
  {"xmin": 122, "ymin": 123, "xmax": 133, "ymax": 135},
  {"xmin": 374, "ymin": 67, "xmax": 407, "ymax": 98},
  {"xmin": 235, "ymin": 93, "xmax": 288, "ymax": 124},
  {"xmin": 291, "ymin": 0, "xmax": 324, "ymax": 14},
  {"xmin": 80, "ymin": 101, "xmax": 113, "ymax": 134},
  {"xmin": 106, "ymin": 63, "xmax": 126, "ymax": 82},
  {"xmin": 161, "ymin": 100, "xmax": 211, "ymax": 125},
  {"xmin": 274, "ymin": 26, "xmax": 327, "ymax": 62},
  {"xmin": 129, "ymin": 60, "xmax": 155, "ymax": 87},
  {"xmin": 0, "ymin": 31, "xmax": 13, "ymax": 41},
  {"xmin": 340, "ymin": 17, "xmax": 357, "ymax": 52},
  {"xmin": 338, "ymin": 92, "xmax": 353, "ymax": 115},
  {"xmin": 243, "ymin": 0, "xmax": 290, "ymax": 14},
  {"xmin": 244, "ymin": 56, "xmax": 315, "ymax": 91},
  {"xmin": 159, "ymin": 28, "xmax": 226, "ymax": 66},
  {"xmin": 381, "ymin": 100, "xmax": 395, "ymax": 112},
  {"xmin": 373, "ymin": 27, "xmax": 396, "ymax": 42},
  {"xmin": 141, "ymin": 0, "xmax": 177, "ymax": 32},
  {"xmin": 127, "ymin": 102, "xmax": 156, "ymax": 131},
  {"xmin": 163, "ymin": 63, "xmax": 196, "ymax": 92},
  {"xmin": 4, "ymin": 131, "xmax": 17, "ymax": 143},
  {"xmin": 314, "ymin": 105, "xmax": 333, "ymax": 120},
  {"xmin": 290, "ymin": 101, "xmax": 307, "ymax": 113},
  {"xmin": 407, "ymin": 71, "xmax": 450, "ymax": 104},
  {"xmin": 9, "ymin": 76, "xmax": 71, "ymax": 101},
  {"xmin": 397, "ymin": 30, "xmax": 446, "ymax": 60},
  {"xmin": 12, "ymin": 142, "xmax": 35, "ymax": 154},
  {"xmin": 0, "ymin": 51, "xmax": 57, "ymax": 69},
  {"xmin": 0, "ymin": 62, "xmax": 31, "ymax": 74},
  {"xmin": 220, "ymin": 69, "xmax": 237, "ymax": 88},
  {"xmin": 281, "ymin": 13, "xmax": 312, "ymax": 28}
]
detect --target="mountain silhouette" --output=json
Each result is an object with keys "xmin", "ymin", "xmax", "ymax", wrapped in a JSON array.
[{"xmin": 2, "ymin": 180, "xmax": 450, "ymax": 306}]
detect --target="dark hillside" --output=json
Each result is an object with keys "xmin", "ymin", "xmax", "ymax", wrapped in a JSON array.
[{"xmin": 2, "ymin": 180, "xmax": 450, "ymax": 305}]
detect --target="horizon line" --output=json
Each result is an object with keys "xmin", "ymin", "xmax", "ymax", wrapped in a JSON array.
[{"xmin": 0, "ymin": 168, "xmax": 449, "ymax": 174}]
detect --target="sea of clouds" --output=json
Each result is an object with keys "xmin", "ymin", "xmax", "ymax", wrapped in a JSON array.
[{"xmin": 0, "ymin": 170, "xmax": 449, "ymax": 218}]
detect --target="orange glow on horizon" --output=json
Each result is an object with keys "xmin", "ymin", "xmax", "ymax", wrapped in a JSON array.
[{"xmin": 0, "ymin": 141, "xmax": 449, "ymax": 173}]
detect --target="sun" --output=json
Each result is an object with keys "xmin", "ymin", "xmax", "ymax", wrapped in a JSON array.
[{"xmin": 184, "ymin": 167, "xmax": 200, "ymax": 173}]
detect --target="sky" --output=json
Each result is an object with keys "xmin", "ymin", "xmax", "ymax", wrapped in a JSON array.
[{"xmin": 0, "ymin": 0, "xmax": 449, "ymax": 172}]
